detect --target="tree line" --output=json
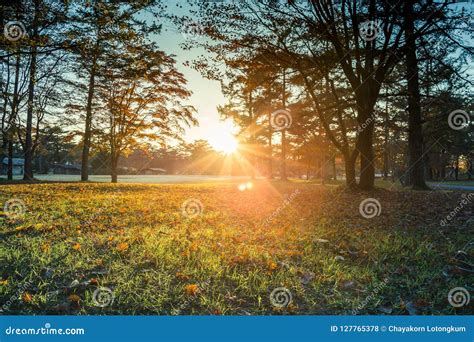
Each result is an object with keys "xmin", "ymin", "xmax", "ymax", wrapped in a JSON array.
[
  {"xmin": 178, "ymin": 0, "xmax": 473, "ymax": 189},
  {"xmin": 1, "ymin": 0, "xmax": 473, "ymax": 189}
]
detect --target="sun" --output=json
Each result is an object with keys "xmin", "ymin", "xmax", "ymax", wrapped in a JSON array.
[{"xmin": 207, "ymin": 120, "xmax": 239, "ymax": 155}]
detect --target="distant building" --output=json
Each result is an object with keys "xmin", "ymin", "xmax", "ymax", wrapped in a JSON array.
[
  {"xmin": 52, "ymin": 163, "xmax": 81, "ymax": 175},
  {"xmin": 141, "ymin": 167, "xmax": 166, "ymax": 175},
  {"xmin": 1, "ymin": 158, "xmax": 24, "ymax": 176}
]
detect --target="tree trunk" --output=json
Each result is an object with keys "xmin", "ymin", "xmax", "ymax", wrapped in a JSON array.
[
  {"xmin": 81, "ymin": 57, "xmax": 98, "ymax": 181},
  {"xmin": 111, "ymin": 154, "xmax": 119, "ymax": 183},
  {"xmin": 404, "ymin": 0, "xmax": 428, "ymax": 190},
  {"xmin": 24, "ymin": 3, "xmax": 39, "ymax": 180},
  {"xmin": 332, "ymin": 155, "xmax": 337, "ymax": 180},
  {"xmin": 268, "ymin": 112, "xmax": 273, "ymax": 179},
  {"xmin": 344, "ymin": 151, "xmax": 357, "ymax": 189},
  {"xmin": 454, "ymin": 157, "xmax": 459, "ymax": 181},
  {"xmin": 280, "ymin": 69, "xmax": 288, "ymax": 181},
  {"xmin": 7, "ymin": 47, "xmax": 21, "ymax": 181},
  {"xmin": 281, "ymin": 130, "xmax": 287, "ymax": 180},
  {"xmin": 358, "ymin": 110, "xmax": 375, "ymax": 190},
  {"xmin": 7, "ymin": 140, "xmax": 13, "ymax": 180}
]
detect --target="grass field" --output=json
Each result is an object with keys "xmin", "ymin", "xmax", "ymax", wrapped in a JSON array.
[{"xmin": 0, "ymin": 181, "xmax": 472, "ymax": 315}]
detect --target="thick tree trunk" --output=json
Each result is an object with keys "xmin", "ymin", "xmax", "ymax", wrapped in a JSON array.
[
  {"xmin": 344, "ymin": 150, "xmax": 357, "ymax": 188},
  {"xmin": 24, "ymin": 12, "xmax": 38, "ymax": 180},
  {"xmin": 404, "ymin": 0, "xmax": 428, "ymax": 190},
  {"xmin": 81, "ymin": 57, "xmax": 97, "ymax": 181},
  {"xmin": 358, "ymin": 111, "xmax": 375, "ymax": 190}
]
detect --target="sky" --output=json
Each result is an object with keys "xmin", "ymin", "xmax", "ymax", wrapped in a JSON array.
[{"xmin": 148, "ymin": 2, "xmax": 235, "ymax": 151}]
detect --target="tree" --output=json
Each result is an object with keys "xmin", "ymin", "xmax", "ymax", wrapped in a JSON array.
[
  {"xmin": 97, "ymin": 43, "xmax": 196, "ymax": 183},
  {"xmin": 68, "ymin": 0, "xmax": 163, "ymax": 181}
]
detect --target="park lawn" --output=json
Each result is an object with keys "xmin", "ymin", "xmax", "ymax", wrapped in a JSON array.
[{"xmin": 0, "ymin": 182, "xmax": 472, "ymax": 315}]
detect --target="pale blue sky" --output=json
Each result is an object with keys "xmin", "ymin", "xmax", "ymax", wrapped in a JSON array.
[{"xmin": 150, "ymin": 3, "xmax": 230, "ymax": 148}]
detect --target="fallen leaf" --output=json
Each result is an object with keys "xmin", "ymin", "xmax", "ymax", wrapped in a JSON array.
[
  {"xmin": 184, "ymin": 284, "xmax": 199, "ymax": 296},
  {"xmin": 68, "ymin": 294, "xmax": 81, "ymax": 303},
  {"xmin": 72, "ymin": 243, "xmax": 81, "ymax": 251},
  {"xmin": 176, "ymin": 272, "xmax": 190, "ymax": 281},
  {"xmin": 267, "ymin": 261, "xmax": 277, "ymax": 271},
  {"xmin": 22, "ymin": 292, "xmax": 33, "ymax": 303},
  {"xmin": 117, "ymin": 242, "xmax": 129, "ymax": 252}
]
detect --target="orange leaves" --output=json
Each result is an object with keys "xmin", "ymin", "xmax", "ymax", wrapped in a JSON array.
[
  {"xmin": 117, "ymin": 242, "xmax": 129, "ymax": 252},
  {"xmin": 184, "ymin": 284, "xmax": 199, "ymax": 296},
  {"xmin": 68, "ymin": 294, "xmax": 81, "ymax": 303},
  {"xmin": 176, "ymin": 272, "xmax": 190, "ymax": 281},
  {"xmin": 41, "ymin": 243, "xmax": 51, "ymax": 253},
  {"xmin": 72, "ymin": 243, "xmax": 81, "ymax": 251},
  {"xmin": 22, "ymin": 292, "xmax": 33, "ymax": 303},
  {"xmin": 267, "ymin": 261, "xmax": 278, "ymax": 272},
  {"xmin": 118, "ymin": 207, "xmax": 127, "ymax": 214}
]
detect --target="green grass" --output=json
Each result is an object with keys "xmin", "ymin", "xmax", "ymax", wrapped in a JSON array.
[{"xmin": 0, "ymin": 182, "xmax": 472, "ymax": 315}]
